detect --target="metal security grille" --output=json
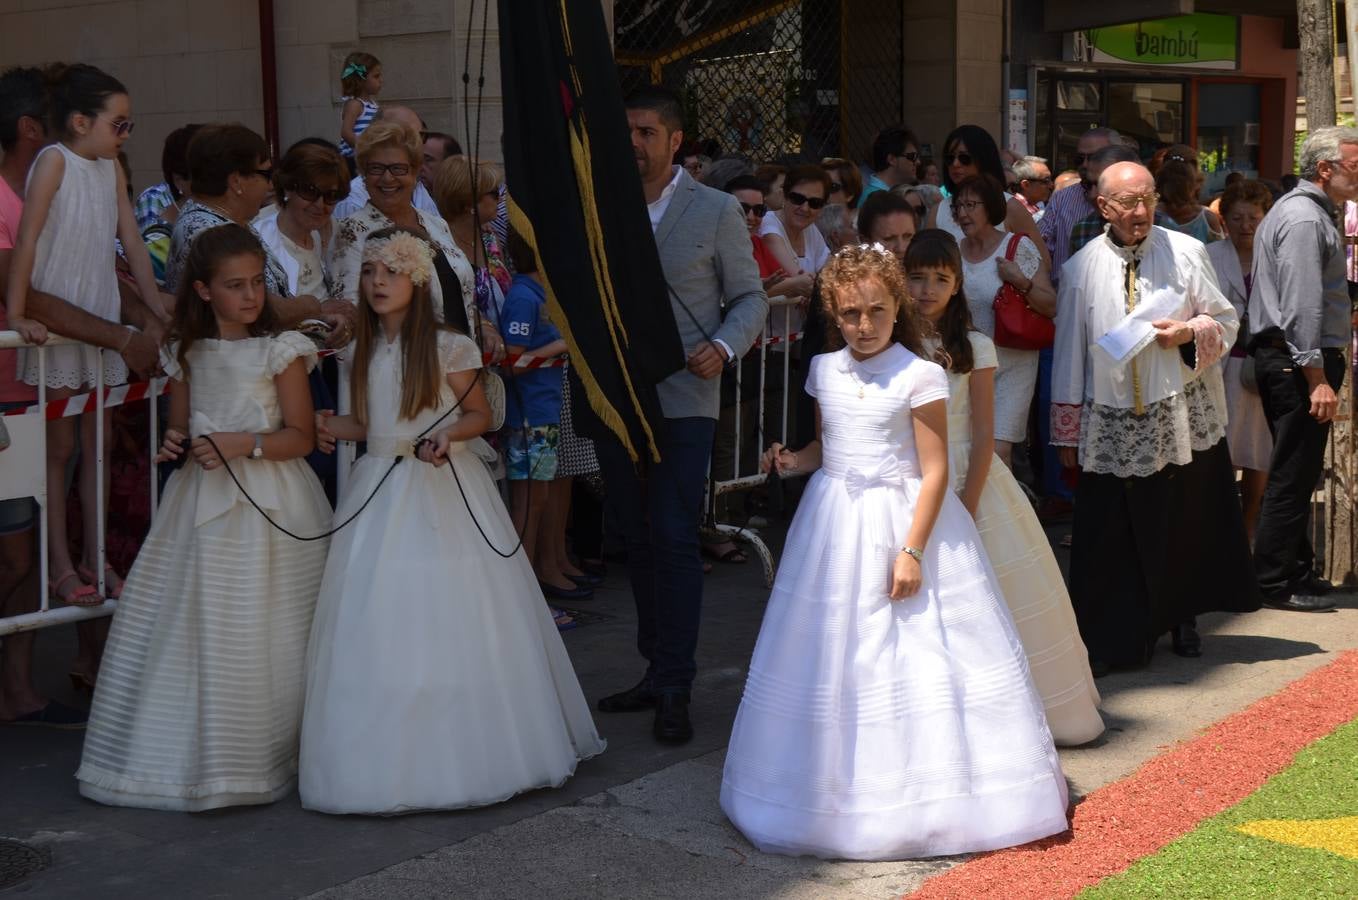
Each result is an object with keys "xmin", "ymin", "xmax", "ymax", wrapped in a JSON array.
[{"xmin": 614, "ymin": 1, "xmax": 903, "ymax": 166}]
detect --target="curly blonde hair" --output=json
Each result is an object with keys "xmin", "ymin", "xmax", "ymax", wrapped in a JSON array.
[{"xmin": 818, "ymin": 245, "xmax": 925, "ymax": 356}]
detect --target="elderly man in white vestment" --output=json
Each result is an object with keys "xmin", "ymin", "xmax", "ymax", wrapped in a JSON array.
[{"xmin": 1051, "ymin": 162, "xmax": 1262, "ymax": 676}]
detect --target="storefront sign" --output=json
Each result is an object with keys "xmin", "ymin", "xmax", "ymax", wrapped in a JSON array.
[{"xmin": 1067, "ymin": 14, "xmax": 1238, "ymax": 70}]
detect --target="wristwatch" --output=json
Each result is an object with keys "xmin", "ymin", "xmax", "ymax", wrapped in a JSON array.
[
  {"xmin": 901, "ymin": 546, "xmax": 924, "ymax": 563},
  {"xmin": 250, "ymin": 434, "xmax": 264, "ymax": 460}
]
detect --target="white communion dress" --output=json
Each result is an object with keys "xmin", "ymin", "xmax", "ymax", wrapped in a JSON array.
[
  {"xmin": 77, "ymin": 333, "xmax": 332, "ymax": 810},
  {"xmin": 720, "ymin": 343, "xmax": 1069, "ymax": 860},
  {"xmin": 299, "ymin": 330, "xmax": 605, "ymax": 815},
  {"xmin": 927, "ymin": 331, "xmax": 1103, "ymax": 746}
]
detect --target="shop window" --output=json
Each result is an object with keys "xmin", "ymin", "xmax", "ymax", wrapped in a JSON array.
[
  {"xmin": 1197, "ymin": 82, "xmax": 1261, "ymax": 195},
  {"xmin": 1107, "ymin": 82, "xmax": 1183, "ymax": 160}
]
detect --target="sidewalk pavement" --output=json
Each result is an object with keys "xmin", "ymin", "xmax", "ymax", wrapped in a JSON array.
[{"xmin": 3, "ymin": 524, "xmax": 1356, "ymax": 899}]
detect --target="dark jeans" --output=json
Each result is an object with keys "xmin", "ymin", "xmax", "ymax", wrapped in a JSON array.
[
  {"xmin": 1252, "ymin": 343, "xmax": 1348, "ymax": 599},
  {"xmin": 595, "ymin": 416, "xmax": 717, "ymax": 695}
]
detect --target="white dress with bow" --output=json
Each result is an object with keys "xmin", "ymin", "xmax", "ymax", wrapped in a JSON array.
[
  {"xmin": 77, "ymin": 333, "xmax": 332, "ymax": 811},
  {"xmin": 720, "ymin": 343, "xmax": 1068, "ymax": 860}
]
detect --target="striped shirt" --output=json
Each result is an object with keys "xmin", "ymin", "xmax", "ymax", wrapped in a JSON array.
[
  {"xmin": 339, "ymin": 97, "xmax": 379, "ymax": 158},
  {"xmin": 134, "ymin": 181, "xmax": 176, "ymax": 231},
  {"xmin": 1039, "ymin": 184, "xmax": 1095, "ymax": 285}
]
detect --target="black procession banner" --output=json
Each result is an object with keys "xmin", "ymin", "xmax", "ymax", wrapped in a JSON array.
[{"xmin": 498, "ymin": 0, "xmax": 684, "ymax": 464}]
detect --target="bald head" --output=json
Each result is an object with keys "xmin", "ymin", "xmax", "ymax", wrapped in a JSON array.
[
  {"xmin": 1098, "ymin": 162, "xmax": 1153, "ymax": 198},
  {"xmin": 1096, "ymin": 162, "xmax": 1157, "ymax": 245},
  {"xmin": 377, "ymin": 105, "xmax": 423, "ymax": 134}
]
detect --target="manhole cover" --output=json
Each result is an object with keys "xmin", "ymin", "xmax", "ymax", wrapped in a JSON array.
[{"xmin": 0, "ymin": 837, "xmax": 50, "ymax": 889}]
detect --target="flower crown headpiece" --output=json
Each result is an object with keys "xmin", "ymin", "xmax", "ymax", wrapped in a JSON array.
[
  {"xmin": 342, "ymin": 62, "xmax": 368, "ymax": 80},
  {"xmin": 363, "ymin": 232, "xmax": 436, "ymax": 286},
  {"xmin": 833, "ymin": 241, "xmax": 896, "ymax": 262}
]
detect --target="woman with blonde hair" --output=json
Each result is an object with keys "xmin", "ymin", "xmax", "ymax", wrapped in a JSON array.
[
  {"xmin": 431, "ymin": 155, "xmax": 511, "ymax": 319},
  {"xmin": 328, "ymin": 122, "xmax": 502, "ymax": 355}
]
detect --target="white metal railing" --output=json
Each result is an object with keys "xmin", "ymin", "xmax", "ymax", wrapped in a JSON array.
[
  {"xmin": 0, "ymin": 331, "xmax": 148, "ymax": 636},
  {"xmin": 706, "ymin": 296, "xmax": 806, "ymax": 586}
]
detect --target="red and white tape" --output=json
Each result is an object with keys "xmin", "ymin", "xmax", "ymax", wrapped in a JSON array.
[
  {"xmin": 758, "ymin": 331, "xmax": 804, "ymax": 348},
  {"xmin": 4, "ymin": 350, "xmax": 569, "ymax": 419}
]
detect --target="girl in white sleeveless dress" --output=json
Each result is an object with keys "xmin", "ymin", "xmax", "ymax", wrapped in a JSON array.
[
  {"xmin": 4, "ymin": 65, "xmax": 165, "ymax": 606},
  {"xmin": 77, "ymin": 224, "xmax": 331, "ymax": 810},
  {"xmin": 300, "ymin": 227, "xmax": 604, "ymax": 815},
  {"xmin": 720, "ymin": 245, "xmax": 1068, "ymax": 860},
  {"xmin": 908, "ymin": 229, "xmax": 1103, "ymax": 746}
]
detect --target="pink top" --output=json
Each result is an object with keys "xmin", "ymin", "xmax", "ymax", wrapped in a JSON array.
[{"xmin": 0, "ymin": 177, "xmax": 35, "ymax": 403}]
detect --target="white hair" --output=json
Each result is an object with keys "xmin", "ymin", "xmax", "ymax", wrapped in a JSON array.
[
  {"xmin": 1011, "ymin": 155, "xmax": 1049, "ymax": 181},
  {"xmin": 815, "ymin": 202, "xmax": 852, "ymax": 243},
  {"xmin": 1298, "ymin": 126, "xmax": 1358, "ymax": 180}
]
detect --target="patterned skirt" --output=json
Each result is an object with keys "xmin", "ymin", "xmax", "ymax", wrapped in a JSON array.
[{"xmin": 557, "ymin": 366, "xmax": 599, "ymax": 477}]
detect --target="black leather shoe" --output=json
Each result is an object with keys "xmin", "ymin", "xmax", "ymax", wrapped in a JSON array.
[
  {"xmin": 1303, "ymin": 572, "xmax": 1335, "ymax": 595},
  {"xmin": 597, "ymin": 678, "xmax": 657, "ymax": 713},
  {"xmin": 566, "ymin": 571, "xmax": 604, "ymax": 588},
  {"xmin": 653, "ymin": 693, "xmax": 693, "ymax": 745},
  {"xmin": 539, "ymin": 580, "xmax": 594, "ymax": 601},
  {"xmin": 1171, "ymin": 622, "xmax": 1203, "ymax": 658},
  {"xmin": 1264, "ymin": 593, "xmax": 1337, "ymax": 612}
]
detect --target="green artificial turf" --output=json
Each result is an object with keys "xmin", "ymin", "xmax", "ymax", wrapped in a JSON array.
[{"xmin": 1079, "ymin": 719, "xmax": 1358, "ymax": 899}]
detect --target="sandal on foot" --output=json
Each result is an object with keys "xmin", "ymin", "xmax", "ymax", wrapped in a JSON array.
[
  {"xmin": 702, "ymin": 542, "xmax": 748, "ymax": 564},
  {"xmin": 551, "ymin": 606, "xmax": 578, "ymax": 632},
  {"xmin": 77, "ymin": 564, "xmax": 124, "ymax": 599},
  {"xmin": 49, "ymin": 571, "xmax": 100, "ymax": 607}
]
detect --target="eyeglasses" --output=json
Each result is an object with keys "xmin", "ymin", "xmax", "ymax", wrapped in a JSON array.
[
  {"xmin": 290, "ymin": 183, "xmax": 343, "ymax": 205},
  {"xmin": 365, "ymin": 162, "xmax": 412, "ymax": 178},
  {"xmin": 1104, "ymin": 191, "xmax": 1159, "ymax": 211},
  {"xmin": 253, "ymin": 167, "xmax": 274, "ymax": 181},
  {"xmin": 899, "ymin": 150, "xmax": 920, "ymax": 162},
  {"xmin": 945, "ymin": 152, "xmax": 973, "ymax": 166},
  {"xmin": 108, "ymin": 118, "xmax": 134, "ymax": 138},
  {"xmin": 828, "ymin": 181, "xmax": 844, "ymax": 193},
  {"xmin": 739, "ymin": 201, "xmax": 768, "ymax": 218},
  {"xmin": 950, "ymin": 199, "xmax": 984, "ymax": 213},
  {"xmin": 1027, "ymin": 176, "xmax": 1054, "ymax": 186},
  {"xmin": 786, "ymin": 190, "xmax": 826, "ymax": 210}
]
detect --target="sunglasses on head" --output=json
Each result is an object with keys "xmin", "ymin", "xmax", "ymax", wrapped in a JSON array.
[
  {"xmin": 945, "ymin": 152, "xmax": 973, "ymax": 166},
  {"xmin": 290, "ymin": 182, "xmax": 343, "ymax": 205},
  {"xmin": 786, "ymin": 190, "xmax": 826, "ymax": 210},
  {"xmin": 739, "ymin": 201, "xmax": 768, "ymax": 218}
]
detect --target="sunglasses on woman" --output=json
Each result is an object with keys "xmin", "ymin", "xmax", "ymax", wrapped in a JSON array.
[
  {"xmin": 291, "ymin": 183, "xmax": 343, "ymax": 205},
  {"xmin": 945, "ymin": 152, "xmax": 973, "ymax": 166},
  {"xmin": 739, "ymin": 201, "xmax": 768, "ymax": 218},
  {"xmin": 109, "ymin": 118, "xmax": 134, "ymax": 138},
  {"xmin": 786, "ymin": 190, "xmax": 826, "ymax": 210}
]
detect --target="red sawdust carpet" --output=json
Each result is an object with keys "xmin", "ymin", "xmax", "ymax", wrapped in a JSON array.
[{"xmin": 907, "ymin": 650, "xmax": 1358, "ymax": 899}]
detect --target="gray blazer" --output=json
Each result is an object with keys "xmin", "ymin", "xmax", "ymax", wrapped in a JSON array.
[{"xmin": 653, "ymin": 168, "xmax": 769, "ymax": 420}]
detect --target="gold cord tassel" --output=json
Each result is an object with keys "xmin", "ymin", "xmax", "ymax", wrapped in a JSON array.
[{"xmin": 1126, "ymin": 259, "xmax": 1144, "ymax": 415}]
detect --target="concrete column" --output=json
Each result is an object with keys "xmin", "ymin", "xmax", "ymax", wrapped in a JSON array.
[{"xmin": 901, "ymin": 0, "xmax": 1002, "ymax": 152}]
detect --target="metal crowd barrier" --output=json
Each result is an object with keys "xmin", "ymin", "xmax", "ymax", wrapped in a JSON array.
[
  {"xmin": 0, "ymin": 332, "xmax": 147, "ymax": 636},
  {"xmin": 706, "ymin": 296, "xmax": 805, "ymax": 587}
]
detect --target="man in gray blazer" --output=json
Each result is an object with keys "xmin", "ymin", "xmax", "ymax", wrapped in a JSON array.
[{"xmin": 595, "ymin": 85, "xmax": 769, "ymax": 744}]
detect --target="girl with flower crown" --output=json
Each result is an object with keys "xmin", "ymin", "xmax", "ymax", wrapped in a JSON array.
[
  {"xmin": 719, "ymin": 243, "xmax": 1068, "ymax": 860},
  {"xmin": 299, "ymin": 226, "xmax": 605, "ymax": 815}
]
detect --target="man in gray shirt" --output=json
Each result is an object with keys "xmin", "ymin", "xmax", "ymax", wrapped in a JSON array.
[{"xmin": 1248, "ymin": 126, "xmax": 1358, "ymax": 611}]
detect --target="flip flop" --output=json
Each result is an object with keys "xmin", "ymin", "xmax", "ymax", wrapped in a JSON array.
[
  {"xmin": 551, "ymin": 607, "xmax": 578, "ymax": 632},
  {"xmin": 78, "ymin": 563, "xmax": 124, "ymax": 599},
  {"xmin": 49, "ymin": 571, "xmax": 101, "ymax": 607},
  {"xmin": 702, "ymin": 542, "xmax": 748, "ymax": 565}
]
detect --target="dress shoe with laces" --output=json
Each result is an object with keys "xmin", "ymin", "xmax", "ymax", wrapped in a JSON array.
[
  {"xmin": 597, "ymin": 677, "xmax": 657, "ymax": 713},
  {"xmin": 1170, "ymin": 622, "xmax": 1202, "ymax": 658},
  {"xmin": 1264, "ymin": 593, "xmax": 1337, "ymax": 613},
  {"xmin": 653, "ymin": 693, "xmax": 693, "ymax": 745}
]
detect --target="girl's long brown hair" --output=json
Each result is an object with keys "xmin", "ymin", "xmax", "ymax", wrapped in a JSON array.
[
  {"xmin": 170, "ymin": 223, "xmax": 276, "ymax": 378},
  {"xmin": 350, "ymin": 225, "xmax": 459, "ymax": 426},
  {"xmin": 817, "ymin": 244, "xmax": 925, "ymax": 357},
  {"xmin": 904, "ymin": 228, "xmax": 976, "ymax": 374}
]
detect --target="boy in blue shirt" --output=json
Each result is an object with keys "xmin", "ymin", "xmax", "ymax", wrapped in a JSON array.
[{"xmin": 501, "ymin": 230, "xmax": 585, "ymax": 615}]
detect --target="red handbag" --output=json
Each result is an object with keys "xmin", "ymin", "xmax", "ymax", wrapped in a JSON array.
[{"xmin": 992, "ymin": 234, "xmax": 1054, "ymax": 351}]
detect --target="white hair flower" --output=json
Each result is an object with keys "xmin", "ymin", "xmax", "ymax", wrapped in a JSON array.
[{"xmin": 362, "ymin": 232, "xmax": 436, "ymax": 286}]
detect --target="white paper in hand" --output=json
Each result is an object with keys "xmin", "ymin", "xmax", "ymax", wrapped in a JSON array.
[{"xmin": 1095, "ymin": 286, "xmax": 1183, "ymax": 365}]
